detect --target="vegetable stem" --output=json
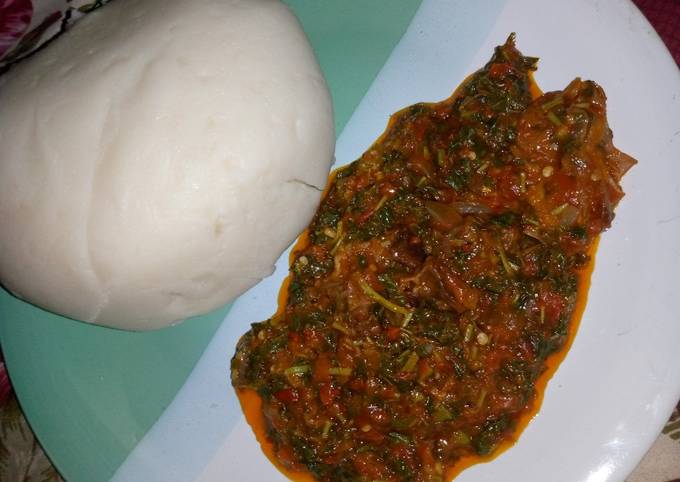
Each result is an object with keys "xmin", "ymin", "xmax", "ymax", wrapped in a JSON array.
[
  {"xmin": 332, "ymin": 320, "xmax": 351, "ymax": 335},
  {"xmin": 285, "ymin": 365, "xmax": 310, "ymax": 376},
  {"xmin": 497, "ymin": 245, "xmax": 518, "ymax": 275},
  {"xmin": 547, "ymin": 111, "xmax": 563, "ymax": 126},
  {"xmin": 359, "ymin": 279, "xmax": 413, "ymax": 317},
  {"xmin": 541, "ymin": 95, "xmax": 563, "ymax": 111},
  {"xmin": 322, "ymin": 420, "xmax": 332, "ymax": 439},
  {"xmin": 401, "ymin": 351, "xmax": 420, "ymax": 372}
]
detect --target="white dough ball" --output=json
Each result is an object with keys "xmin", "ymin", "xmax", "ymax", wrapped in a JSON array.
[{"xmin": 0, "ymin": 0, "xmax": 335, "ymax": 330}]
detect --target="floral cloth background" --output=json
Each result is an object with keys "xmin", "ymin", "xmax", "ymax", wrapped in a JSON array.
[
  {"xmin": 0, "ymin": 0, "xmax": 679, "ymax": 481},
  {"xmin": 0, "ymin": 0, "xmax": 109, "ymax": 71}
]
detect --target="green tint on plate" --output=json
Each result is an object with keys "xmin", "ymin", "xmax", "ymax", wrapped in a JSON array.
[
  {"xmin": 287, "ymin": 1, "xmax": 424, "ymax": 133},
  {"xmin": 0, "ymin": 1, "xmax": 422, "ymax": 481},
  {"xmin": 0, "ymin": 293, "xmax": 230, "ymax": 480}
]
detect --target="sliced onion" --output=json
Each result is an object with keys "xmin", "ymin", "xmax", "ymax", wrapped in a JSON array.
[
  {"xmin": 450, "ymin": 202, "xmax": 492, "ymax": 215},
  {"xmin": 425, "ymin": 201, "xmax": 464, "ymax": 230},
  {"xmin": 558, "ymin": 204, "xmax": 580, "ymax": 227}
]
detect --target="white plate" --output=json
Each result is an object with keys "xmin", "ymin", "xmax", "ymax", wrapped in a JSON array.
[{"xmin": 113, "ymin": 0, "xmax": 680, "ymax": 480}]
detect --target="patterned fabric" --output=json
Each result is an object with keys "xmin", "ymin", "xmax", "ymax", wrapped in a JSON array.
[
  {"xmin": 0, "ymin": 0, "xmax": 109, "ymax": 71},
  {"xmin": 0, "ymin": 358, "xmax": 63, "ymax": 481},
  {"xmin": 634, "ymin": 0, "xmax": 680, "ymax": 67},
  {"xmin": 0, "ymin": 0, "xmax": 33, "ymax": 58},
  {"xmin": 0, "ymin": 0, "xmax": 678, "ymax": 481},
  {"xmin": 627, "ymin": 402, "xmax": 680, "ymax": 482},
  {"xmin": 665, "ymin": 403, "xmax": 680, "ymax": 442}
]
